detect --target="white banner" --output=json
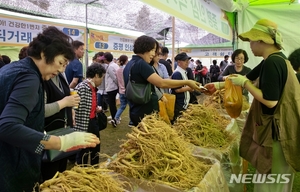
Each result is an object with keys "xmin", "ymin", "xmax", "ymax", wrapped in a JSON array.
[
  {"xmin": 0, "ymin": 13, "xmax": 85, "ymax": 46},
  {"xmin": 178, "ymin": 48, "xmax": 233, "ymax": 57}
]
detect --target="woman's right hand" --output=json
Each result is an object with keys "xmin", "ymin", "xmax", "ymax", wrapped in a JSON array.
[
  {"xmin": 187, "ymin": 80, "xmax": 201, "ymax": 91},
  {"xmin": 62, "ymin": 94, "xmax": 80, "ymax": 108}
]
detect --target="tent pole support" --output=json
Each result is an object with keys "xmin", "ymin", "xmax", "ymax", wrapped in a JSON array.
[
  {"xmin": 171, "ymin": 16, "xmax": 175, "ymax": 72},
  {"xmin": 85, "ymin": 3, "xmax": 89, "ymax": 70}
]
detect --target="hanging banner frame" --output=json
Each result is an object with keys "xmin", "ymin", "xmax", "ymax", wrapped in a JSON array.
[
  {"xmin": 0, "ymin": 13, "xmax": 85, "ymax": 46},
  {"xmin": 89, "ymin": 29, "xmax": 135, "ymax": 53},
  {"xmin": 141, "ymin": 0, "xmax": 233, "ymax": 40}
]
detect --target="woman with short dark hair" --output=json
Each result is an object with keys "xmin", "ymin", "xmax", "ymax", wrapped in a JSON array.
[
  {"xmin": 123, "ymin": 35, "xmax": 202, "ymax": 126},
  {"xmin": 218, "ymin": 49, "xmax": 252, "ymax": 100},
  {"xmin": 0, "ymin": 26, "xmax": 99, "ymax": 191}
]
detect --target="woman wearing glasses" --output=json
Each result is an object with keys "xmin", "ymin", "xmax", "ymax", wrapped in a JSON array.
[
  {"xmin": 218, "ymin": 49, "xmax": 252, "ymax": 100},
  {"xmin": 218, "ymin": 49, "xmax": 251, "ymax": 81}
]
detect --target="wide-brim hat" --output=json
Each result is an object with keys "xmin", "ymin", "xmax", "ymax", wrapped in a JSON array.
[{"xmin": 238, "ymin": 19, "xmax": 284, "ymax": 50}]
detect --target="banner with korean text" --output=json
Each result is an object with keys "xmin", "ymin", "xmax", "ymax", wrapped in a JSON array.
[
  {"xmin": 175, "ymin": 48, "xmax": 233, "ymax": 57},
  {"xmin": 141, "ymin": 0, "xmax": 232, "ymax": 40},
  {"xmin": 0, "ymin": 13, "xmax": 85, "ymax": 46},
  {"xmin": 89, "ymin": 29, "xmax": 135, "ymax": 53}
]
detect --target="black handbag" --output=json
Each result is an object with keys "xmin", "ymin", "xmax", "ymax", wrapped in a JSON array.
[
  {"xmin": 125, "ymin": 61, "xmax": 152, "ymax": 104},
  {"xmin": 42, "ymin": 127, "xmax": 79, "ymax": 162},
  {"xmin": 97, "ymin": 112, "xmax": 107, "ymax": 131}
]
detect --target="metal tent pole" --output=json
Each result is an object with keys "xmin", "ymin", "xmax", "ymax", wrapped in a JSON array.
[
  {"xmin": 172, "ymin": 16, "xmax": 175, "ymax": 71},
  {"xmin": 85, "ymin": 3, "xmax": 89, "ymax": 69},
  {"xmin": 83, "ymin": 0, "xmax": 97, "ymax": 70}
]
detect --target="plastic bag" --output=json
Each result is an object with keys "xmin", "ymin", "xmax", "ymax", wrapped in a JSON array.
[
  {"xmin": 163, "ymin": 93, "xmax": 175, "ymax": 120},
  {"xmin": 158, "ymin": 100, "xmax": 171, "ymax": 124},
  {"xmin": 224, "ymin": 77, "xmax": 243, "ymax": 118}
]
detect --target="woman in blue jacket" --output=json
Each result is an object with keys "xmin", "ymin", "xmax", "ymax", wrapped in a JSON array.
[{"xmin": 0, "ymin": 26, "xmax": 100, "ymax": 191}]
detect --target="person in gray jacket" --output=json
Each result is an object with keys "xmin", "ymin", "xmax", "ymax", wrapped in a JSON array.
[
  {"xmin": 101, "ymin": 52, "xmax": 119, "ymax": 127},
  {"xmin": 95, "ymin": 52, "xmax": 109, "ymax": 112}
]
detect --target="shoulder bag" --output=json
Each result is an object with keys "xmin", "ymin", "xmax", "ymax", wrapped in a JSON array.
[
  {"xmin": 125, "ymin": 61, "xmax": 152, "ymax": 104},
  {"xmin": 42, "ymin": 127, "xmax": 79, "ymax": 162},
  {"xmin": 97, "ymin": 111, "xmax": 108, "ymax": 131}
]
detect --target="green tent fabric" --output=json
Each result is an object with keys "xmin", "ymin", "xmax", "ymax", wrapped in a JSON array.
[
  {"xmin": 0, "ymin": 46, "xmax": 21, "ymax": 62},
  {"xmin": 249, "ymin": 0, "xmax": 292, "ymax": 6},
  {"xmin": 237, "ymin": 1, "xmax": 300, "ymax": 69}
]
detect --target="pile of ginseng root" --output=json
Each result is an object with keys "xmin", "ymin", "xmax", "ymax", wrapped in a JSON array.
[
  {"xmin": 173, "ymin": 104, "xmax": 236, "ymax": 150},
  {"xmin": 107, "ymin": 114, "xmax": 211, "ymax": 191},
  {"xmin": 37, "ymin": 166, "xmax": 128, "ymax": 192},
  {"xmin": 203, "ymin": 89, "xmax": 225, "ymax": 109},
  {"xmin": 203, "ymin": 89, "xmax": 250, "ymax": 111}
]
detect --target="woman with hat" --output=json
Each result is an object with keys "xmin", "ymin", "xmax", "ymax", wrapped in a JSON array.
[{"xmin": 205, "ymin": 19, "xmax": 300, "ymax": 191}]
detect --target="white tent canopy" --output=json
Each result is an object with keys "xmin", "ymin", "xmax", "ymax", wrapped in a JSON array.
[{"xmin": 0, "ymin": 0, "xmax": 229, "ymax": 45}]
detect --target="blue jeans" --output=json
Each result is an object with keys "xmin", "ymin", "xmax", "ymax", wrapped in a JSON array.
[{"xmin": 115, "ymin": 93, "xmax": 128, "ymax": 120}]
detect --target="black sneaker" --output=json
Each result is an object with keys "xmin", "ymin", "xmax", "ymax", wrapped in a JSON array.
[
  {"xmin": 110, "ymin": 120, "xmax": 117, "ymax": 127},
  {"xmin": 128, "ymin": 122, "xmax": 134, "ymax": 128}
]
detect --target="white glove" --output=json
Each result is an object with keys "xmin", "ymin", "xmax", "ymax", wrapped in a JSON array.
[
  {"xmin": 59, "ymin": 132, "xmax": 100, "ymax": 152},
  {"xmin": 228, "ymin": 74, "xmax": 249, "ymax": 87}
]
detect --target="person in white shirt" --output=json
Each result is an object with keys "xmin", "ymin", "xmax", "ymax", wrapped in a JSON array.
[
  {"xmin": 170, "ymin": 53, "xmax": 192, "ymax": 123},
  {"xmin": 188, "ymin": 58, "xmax": 195, "ymax": 71}
]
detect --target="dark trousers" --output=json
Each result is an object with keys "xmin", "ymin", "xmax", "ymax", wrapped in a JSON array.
[
  {"xmin": 97, "ymin": 93, "xmax": 108, "ymax": 110},
  {"xmin": 41, "ymin": 158, "xmax": 67, "ymax": 181},
  {"xmin": 195, "ymin": 74, "xmax": 201, "ymax": 84},
  {"xmin": 106, "ymin": 89, "xmax": 118, "ymax": 120},
  {"xmin": 76, "ymin": 118, "xmax": 100, "ymax": 165},
  {"xmin": 130, "ymin": 113, "xmax": 145, "ymax": 126},
  {"xmin": 171, "ymin": 103, "xmax": 185, "ymax": 124},
  {"xmin": 211, "ymin": 75, "xmax": 218, "ymax": 82}
]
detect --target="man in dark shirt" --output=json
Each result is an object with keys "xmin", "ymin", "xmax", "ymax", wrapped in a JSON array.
[
  {"xmin": 65, "ymin": 40, "xmax": 85, "ymax": 88},
  {"xmin": 159, "ymin": 47, "xmax": 173, "ymax": 77},
  {"xmin": 170, "ymin": 53, "xmax": 193, "ymax": 122},
  {"xmin": 210, "ymin": 60, "xmax": 220, "ymax": 82},
  {"xmin": 220, "ymin": 55, "xmax": 229, "ymax": 72},
  {"xmin": 288, "ymin": 47, "xmax": 300, "ymax": 83}
]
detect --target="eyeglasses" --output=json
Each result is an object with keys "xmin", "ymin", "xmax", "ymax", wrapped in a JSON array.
[{"xmin": 235, "ymin": 57, "xmax": 244, "ymax": 61}]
